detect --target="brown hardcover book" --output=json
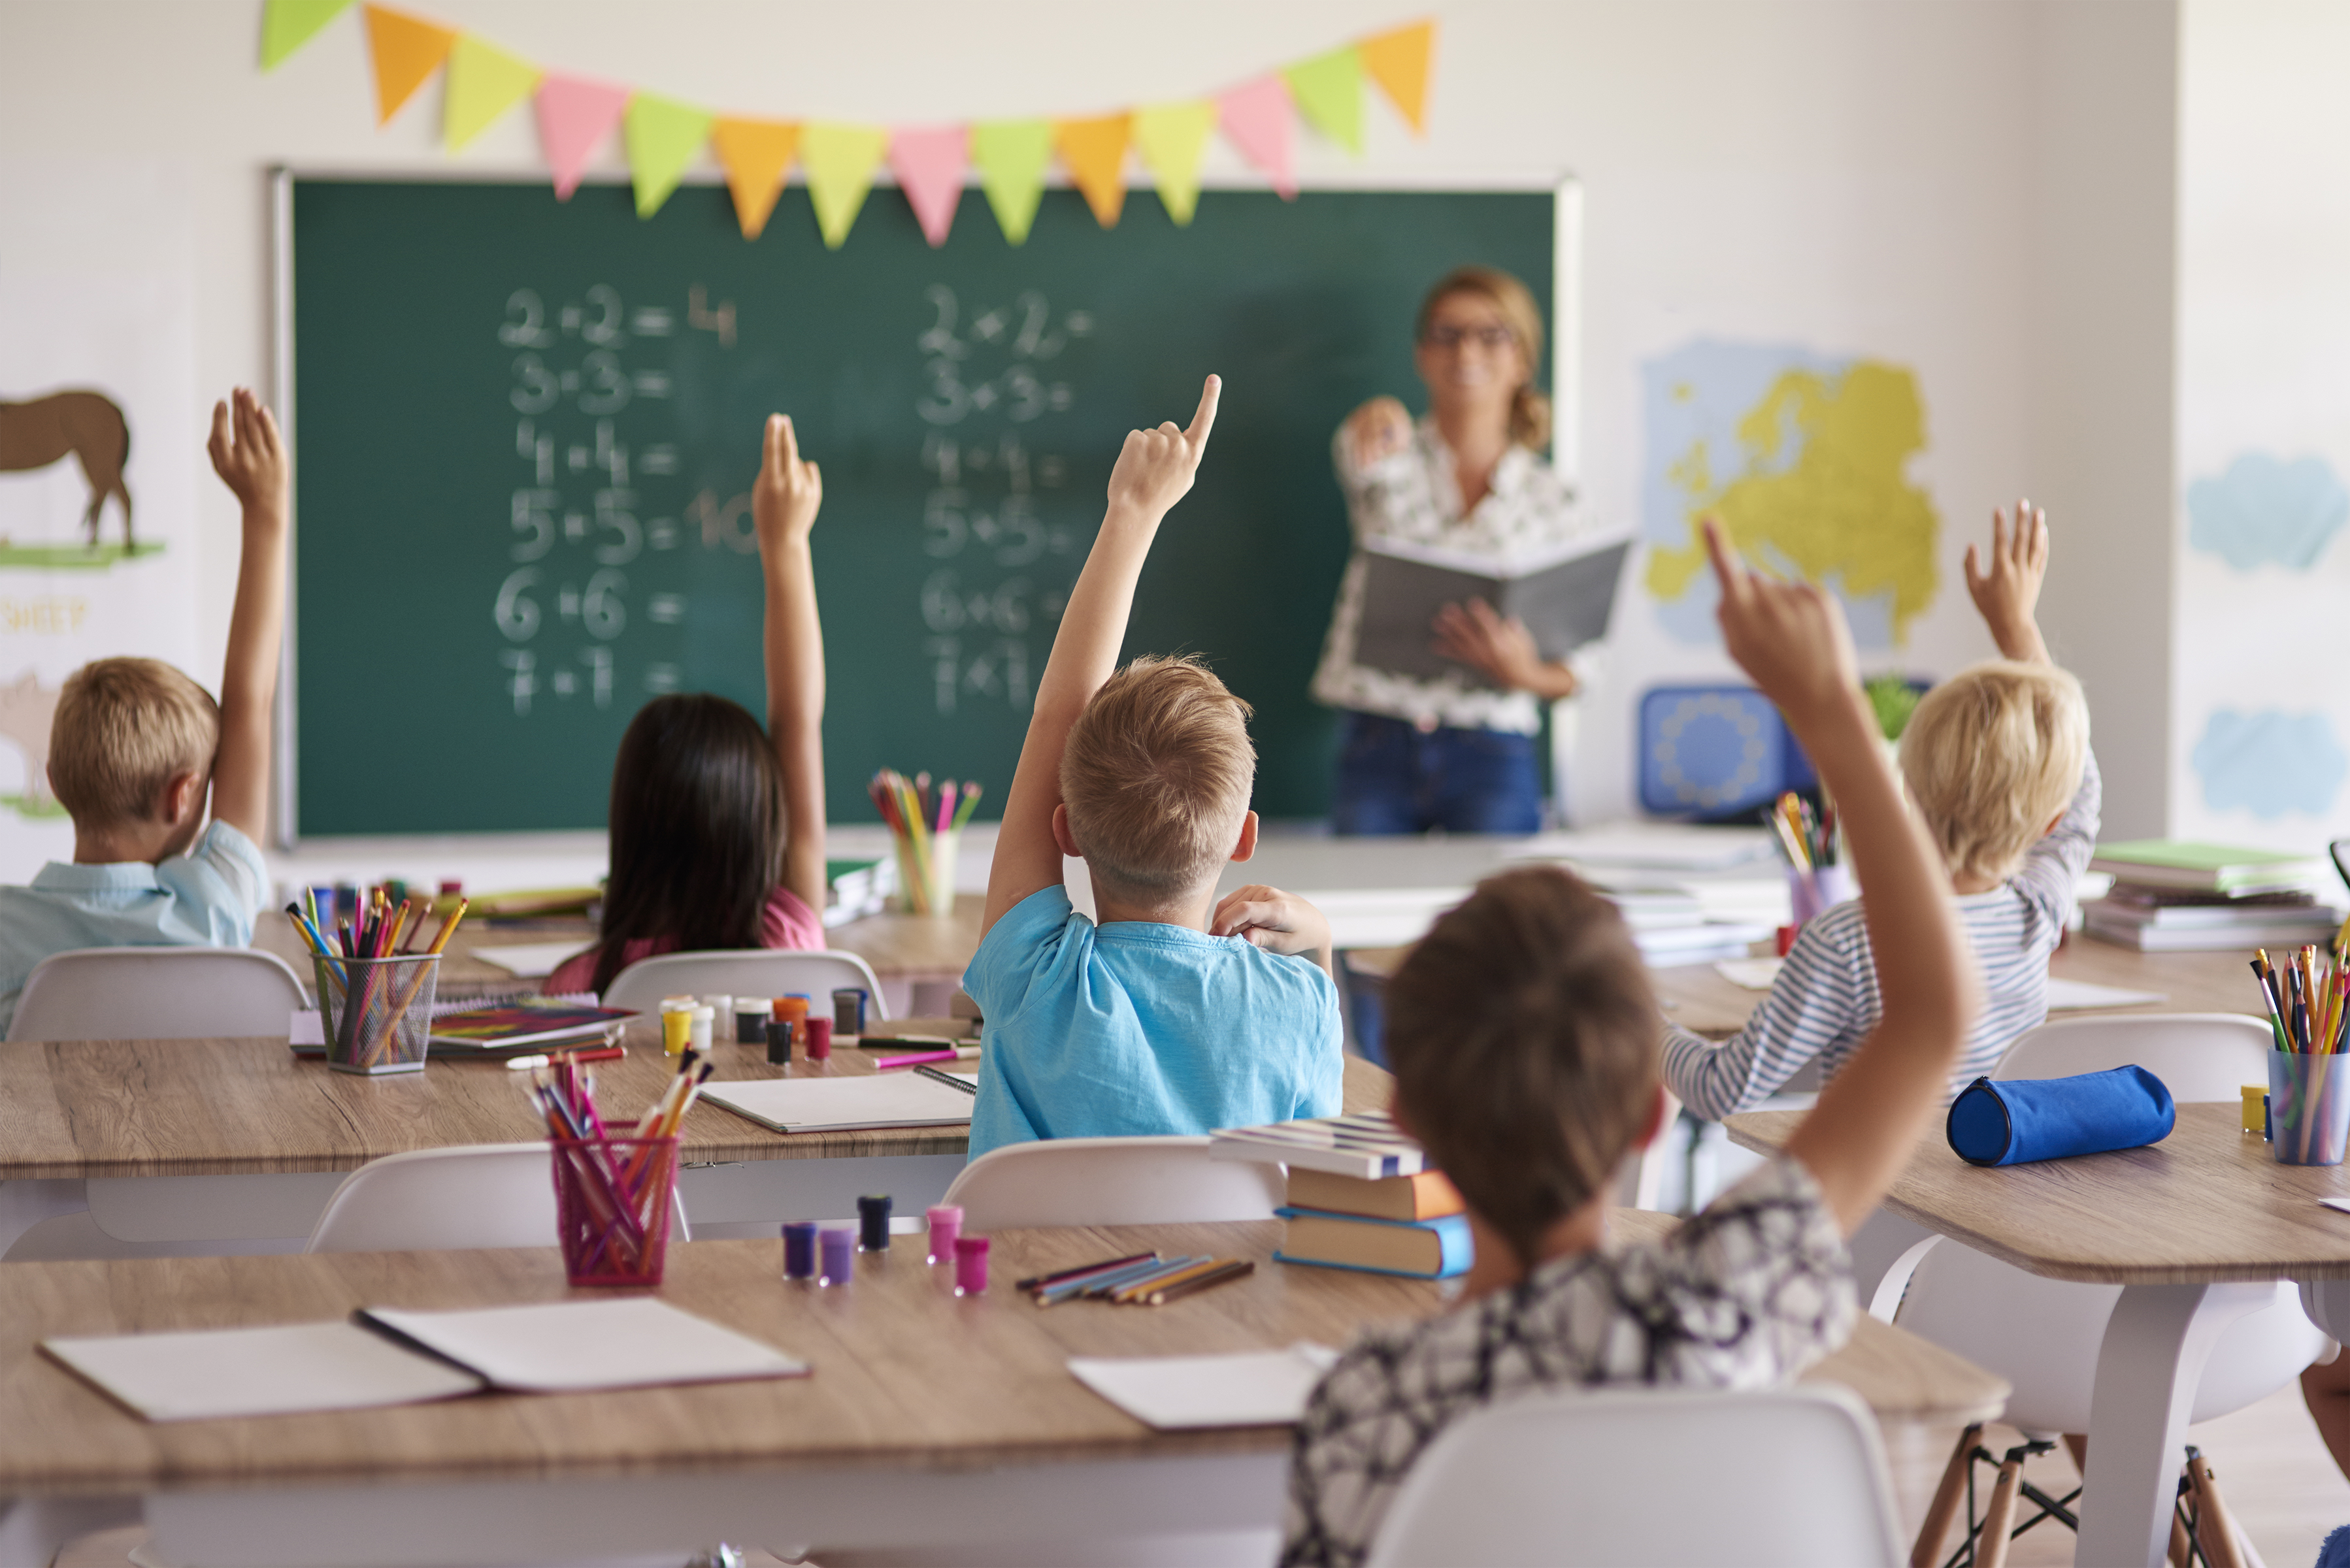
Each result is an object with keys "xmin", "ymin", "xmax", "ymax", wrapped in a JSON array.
[{"xmin": 1285, "ymin": 1168, "xmax": 1465, "ymax": 1222}]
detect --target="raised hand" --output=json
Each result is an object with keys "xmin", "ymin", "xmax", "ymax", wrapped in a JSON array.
[
  {"xmin": 1962, "ymin": 498, "xmax": 2051, "ymax": 664},
  {"xmin": 1344, "ymin": 395, "xmax": 1414, "ymax": 468},
  {"xmin": 205, "ymin": 388, "xmax": 287, "ymax": 519},
  {"xmin": 1704, "ymin": 516, "xmax": 1861, "ymax": 734},
  {"xmin": 1104, "ymin": 374, "xmax": 1221, "ymax": 522},
  {"xmin": 753, "ymin": 413, "xmax": 823, "ymax": 551}
]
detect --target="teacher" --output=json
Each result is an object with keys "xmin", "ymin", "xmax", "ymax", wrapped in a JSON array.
[{"xmin": 1312, "ymin": 265, "xmax": 1595, "ymax": 835}]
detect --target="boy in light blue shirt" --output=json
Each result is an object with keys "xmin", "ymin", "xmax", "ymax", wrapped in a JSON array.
[
  {"xmin": 965, "ymin": 376, "xmax": 1343, "ymax": 1160},
  {"xmin": 0, "ymin": 390, "xmax": 289, "ymax": 1036}
]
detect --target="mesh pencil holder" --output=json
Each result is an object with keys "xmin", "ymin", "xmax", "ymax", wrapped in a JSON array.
[
  {"xmin": 891, "ymin": 828, "xmax": 959, "ymax": 917},
  {"xmin": 551, "ymin": 1134, "xmax": 679, "ymax": 1287},
  {"xmin": 314, "ymin": 953, "xmax": 439, "ymax": 1075}
]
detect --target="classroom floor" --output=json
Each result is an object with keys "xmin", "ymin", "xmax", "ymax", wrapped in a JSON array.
[{"xmin": 1887, "ymin": 1379, "xmax": 2350, "ymax": 1567}]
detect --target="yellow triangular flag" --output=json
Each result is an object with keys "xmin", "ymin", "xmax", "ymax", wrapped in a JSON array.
[
  {"xmin": 261, "ymin": 0, "xmax": 353, "ymax": 71},
  {"xmin": 970, "ymin": 120, "xmax": 1053, "ymax": 244},
  {"xmin": 712, "ymin": 117, "xmax": 799, "ymax": 240},
  {"xmin": 801, "ymin": 123, "xmax": 889, "ymax": 248},
  {"xmin": 363, "ymin": 5, "xmax": 457, "ymax": 126},
  {"xmin": 1055, "ymin": 114, "xmax": 1131, "ymax": 229},
  {"xmin": 1131, "ymin": 101, "xmax": 1216, "ymax": 226},
  {"xmin": 442, "ymin": 34, "xmax": 540, "ymax": 152},
  {"xmin": 624, "ymin": 93, "xmax": 714, "ymax": 219},
  {"xmin": 1359, "ymin": 20, "xmax": 1435, "ymax": 134}
]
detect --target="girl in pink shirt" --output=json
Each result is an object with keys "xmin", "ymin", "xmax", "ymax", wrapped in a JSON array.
[{"xmin": 550, "ymin": 415, "xmax": 831, "ymax": 999}]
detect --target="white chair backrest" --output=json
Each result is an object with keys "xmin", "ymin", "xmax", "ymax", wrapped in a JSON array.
[
  {"xmin": 1363, "ymin": 1385, "xmax": 1903, "ymax": 1568},
  {"xmin": 305, "ymin": 1143, "xmax": 691, "ymax": 1253},
  {"xmin": 601, "ymin": 949, "xmax": 889, "ymax": 1020},
  {"xmin": 1991, "ymin": 1012, "xmax": 2274, "ymax": 1102},
  {"xmin": 942, "ymin": 1136, "xmax": 1285, "ymax": 1230},
  {"xmin": 7, "ymin": 946, "xmax": 308, "ymax": 1043}
]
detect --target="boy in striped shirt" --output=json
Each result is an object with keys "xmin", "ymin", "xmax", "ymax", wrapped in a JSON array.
[{"xmin": 1663, "ymin": 502, "xmax": 2094, "ymax": 1121}]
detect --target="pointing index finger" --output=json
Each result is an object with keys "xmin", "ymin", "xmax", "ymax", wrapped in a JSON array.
[
  {"xmin": 1701, "ymin": 515, "xmax": 1748, "ymax": 600},
  {"xmin": 1185, "ymin": 374, "xmax": 1221, "ymax": 449},
  {"xmin": 778, "ymin": 413, "xmax": 801, "ymax": 468}
]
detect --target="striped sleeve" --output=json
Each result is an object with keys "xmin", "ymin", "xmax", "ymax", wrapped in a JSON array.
[
  {"xmin": 1661, "ymin": 904, "xmax": 1877, "ymax": 1121},
  {"xmin": 2007, "ymin": 747, "xmax": 2101, "ymax": 938}
]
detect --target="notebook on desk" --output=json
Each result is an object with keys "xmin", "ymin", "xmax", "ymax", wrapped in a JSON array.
[{"xmin": 698, "ymin": 1073, "xmax": 978, "ymax": 1134}]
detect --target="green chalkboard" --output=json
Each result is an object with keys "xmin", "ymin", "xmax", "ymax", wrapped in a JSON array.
[{"xmin": 290, "ymin": 179, "xmax": 1555, "ymax": 835}]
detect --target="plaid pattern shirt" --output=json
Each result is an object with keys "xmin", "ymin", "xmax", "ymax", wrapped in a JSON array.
[{"xmin": 1280, "ymin": 1156, "xmax": 1855, "ymax": 1567}]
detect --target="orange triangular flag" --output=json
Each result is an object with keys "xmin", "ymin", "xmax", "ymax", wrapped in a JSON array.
[
  {"xmin": 712, "ymin": 116, "xmax": 799, "ymax": 240},
  {"xmin": 1359, "ymin": 19, "xmax": 1436, "ymax": 135},
  {"xmin": 363, "ymin": 5, "xmax": 457, "ymax": 126},
  {"xmin": 1055, "ymin": 114, "xmax": 1131, "ymax": 228}
]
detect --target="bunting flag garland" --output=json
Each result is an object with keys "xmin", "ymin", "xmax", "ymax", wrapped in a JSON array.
[
  {"xmin": 362, "ymin": 4, "xmax": 456, "ymax": 125},
  {"xmin": 1055, "ymin": 114, "xmax": 1131, "ymax": 228},
  {"xmin": 624, "ymin": 93, "xmax": 713, "ymax": 218},
  {"xmin": 1218, "ymin": 75, "xmax": 1297, "ymax": 199},
  {"xmin": 970, "ymin": 119, "xmax": 1053, "ymax": 245},
  {"xmin": 801, "ymin": 123, "xmax": 889, "ymax": 249},
  {"xmin": 1283, "ymin": 46, "xmax": 1363, "ymax": 154},
  {"xmin": 711, "ymin": 116, "xmax": 799, "ymax": 240},
  {"xmin": 442, "ymin": 33, "xmax": 539, "ymax": 152},
  {"xmin": 1359, "ymin": 19, "xmax": 1434, "ymax": 135},
  {"xmin": 537, "ymin": 74, "xmax": 631, "ymax": 201},
  {"xmin": 1131, "ymin": 101, "xmax": 1217, "ymax": 226},
  {"xmin": 276, "ymin": 7, "xmax": 1436, "ymax": 243},
  {"xmin": 261, "ymin": 0, "xmax": 352, "ymax": 71}
]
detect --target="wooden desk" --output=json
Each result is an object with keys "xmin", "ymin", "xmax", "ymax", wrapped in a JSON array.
[
  {"xmin": 0, "ymin": 1218, "xmax": 2003, "ymax": 1565},
  {"xmin": 1725, "ymin": 1103, "xmax": 2350, "ymax": 1565}
]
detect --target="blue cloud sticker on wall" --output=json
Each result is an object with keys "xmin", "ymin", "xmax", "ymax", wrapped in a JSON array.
[
  {"xmin": 2185, "ymin": 452, "xmax": 2349, "ymax": 570},
  {"xmin": 2191, "ymin": 709, "xmax": 2349, "ymax": 818}
]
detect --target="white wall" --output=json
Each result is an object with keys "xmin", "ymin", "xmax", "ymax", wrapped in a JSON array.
[{"xmin": 0, "ymin": 0, "xmax": 2184, "ymax": 868}]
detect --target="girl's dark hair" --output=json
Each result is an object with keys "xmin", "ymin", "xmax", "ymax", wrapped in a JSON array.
[{"xmin": 589, "ymin": 694, "xmax": 785, "ymax": 995}]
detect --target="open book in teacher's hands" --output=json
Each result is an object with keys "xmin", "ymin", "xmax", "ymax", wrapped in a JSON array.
[{"xmin": 1354, "ymin": 530, "xmax": 1632, "ymax": 689}]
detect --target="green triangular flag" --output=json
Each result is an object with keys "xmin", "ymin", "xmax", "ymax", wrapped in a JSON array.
[
  {"xmin": 801, "ymin": 122, "xmax": 889, "ymax": 248},
  {"xmin": 625, "ymin": 92, "xmax": 714, "ymax": 219},
  {"xmin": 442, "ymin": 35, "xmax": 540, "ymax": 153},
  {"xmin": 969, "ymin": 120, "xmax": 1053, "ymax": 244},
  {"xmin": 1284, "ymin": 45, "xmax": 1363, "ymax": 154},
  {"xmin": 260, "ymin": 0, "xmax": 352, "ymax": 71}
]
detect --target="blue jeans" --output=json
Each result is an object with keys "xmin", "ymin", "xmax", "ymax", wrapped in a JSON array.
[{"xmin": 1329, "ymin": 711, "xmax": 1544, "ymax": 836}]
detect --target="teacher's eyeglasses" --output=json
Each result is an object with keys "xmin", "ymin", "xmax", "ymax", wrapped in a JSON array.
[{"xmin": 1421, "ymin": 324, "xmax": 1516, "ymax": 351}]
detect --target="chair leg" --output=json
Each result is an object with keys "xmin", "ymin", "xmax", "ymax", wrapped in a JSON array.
[
  {"xmin": 2168, "ymin": 1497, "xmax": 2194, "ymax": 1568},
  {"xmin": 1974, "ymin": 1452, "xmax": 2025, "ymax": 1568},
  {"xmin": 2184, "ymin": 1448, "xmax": 2247, "ymax": 1568},
  {"xmin": 1911, "ymin": 1424, "xmax": 1981, "ymax": 1568}
]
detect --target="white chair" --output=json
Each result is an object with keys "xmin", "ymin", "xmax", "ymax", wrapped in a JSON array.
[
  {"xmin": 1364, "ymin": 1386, "xmax": 1903, "ymax": 1567},
  {"xmin": 941, "ymin": 1136, "xmax": 1285, "ymax": 1230},
  {"xmin": 601, "ymin": 949, "xmax": 890, "ymax": 1020},
  {"xmin": 7, "ymin": 946, "xmax": 308, "ymax": 1042},
  {"xmin": 306, "ymin": 1143, "xmax": 689, "ymax": 1252}
]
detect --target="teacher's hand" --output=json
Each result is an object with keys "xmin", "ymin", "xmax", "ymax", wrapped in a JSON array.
[
  {"xmin": 1344, "ymin": 396, "xmax": 1414, "ymax": 468},
  {"xmin": 1432, "ymin": 598, "xmax": 1579, "ymax": 700}
]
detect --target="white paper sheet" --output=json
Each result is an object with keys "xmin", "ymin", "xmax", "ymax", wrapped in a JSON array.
[
  {"xmin": 2043, "ymin": 977, "xmax": 2168, "ymax": 1011},
  {"xmin": 43, "ymin": 1320, "xmax": 483, "ymax": 1422},
  {"xmin": 699, "ymin": 1073, "xmax": 977, "ymax": 1134},
  {"xmin": 466, "ymin": 940, "xmax": 595, "ymax": 978},
  {"xmin": 360, "ymin": 1298, "xmax": 805, "ymax": 1394},
  {"xmin": 1070, "ymin": 1345, "xmax": 1342, "ymax": 1430},
  {"xmin": 1715, "ymin": 957, "xmax": 1785, "ymax": 991},
  {"xmin": 1507, "ymin": 824, "xmax": 1775, "ymax": 872}
]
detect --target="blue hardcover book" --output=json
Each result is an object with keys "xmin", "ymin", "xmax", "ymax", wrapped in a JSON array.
[{"xmin": 1274, "ymin": 1206, "xmax": 1474, "ymax": 1280}]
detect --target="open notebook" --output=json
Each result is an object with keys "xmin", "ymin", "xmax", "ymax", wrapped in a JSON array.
[
  {"xmin": 44, "ymin": 1298, "xmax": 806, "ymax": 1422},
  {"xmin": 1068, "ymin": 1345, "xmax": 1340, "ymax": 1429}
]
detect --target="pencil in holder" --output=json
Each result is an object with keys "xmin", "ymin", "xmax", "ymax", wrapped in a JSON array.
[
  {"xmin": 870, "ymin": 769, "xmax": 980, "ymax": 917},
  {"xmin": 551, "ymin": 1134, "xmax": 679, "ymax": 1286},
  {"xmin": 2270, "ymin": 1049, "xmax": 2350, "ymax": 1166},
  {"xmin": 892, "ymin": 828, "xmax": 959, "ymax": 917},
  {"xmin": 313, "ymin": 953, "xmax": 439, "ymax": 1075}
]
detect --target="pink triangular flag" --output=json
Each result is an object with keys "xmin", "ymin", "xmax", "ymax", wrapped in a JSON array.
[
  {"xmin": 1219, "ymin": 74, "xmax": 1296, "ymax": 199},
  {"xmin": 889, "ymin": 125, "xmax": 967, "ymax": 247},
  {"xmin": 536, "ymin": 73, "xmax": 631, "ymax": 201}
]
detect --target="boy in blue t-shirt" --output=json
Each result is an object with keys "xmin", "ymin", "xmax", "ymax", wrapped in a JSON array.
[{"xmin": 963, "ymin": 375, "xmax": 1343, "ymax": 1159}]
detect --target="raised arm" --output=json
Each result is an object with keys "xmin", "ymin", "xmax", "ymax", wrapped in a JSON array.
[
  {"xmin": 981, "ymin": 374, "xmax": 1221, "ymax": 936},
  {"xmin": 1703, "ymin": 519, "xmax": 1978, "ymax": 1233},
  {"xmin": 755, "ymin": 414, "xmax": 827, "ymax": 918},
  {"xmin": 1963, "ymin": 499, "xmax": 2051, "ymax": 665},
  {"xmin": 205, "ymin": 389, "xmax": 290, "ymax": 845}
]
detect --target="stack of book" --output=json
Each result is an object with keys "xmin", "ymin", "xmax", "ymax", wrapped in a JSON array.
[
  {"xmin": 2082, "ymin": 840, "xmax": 2344, "ymax": 951},
  {"xmin": 1209, "ymin": 1114, "xmax": 1472, "ymax": 1279},
  {"xmin": 822, "ymin": 857, "xmax": 899, "ymax": 928}
]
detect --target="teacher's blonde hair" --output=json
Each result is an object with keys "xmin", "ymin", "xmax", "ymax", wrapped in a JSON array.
[{"xmin": 1417, "ymin": 265, "xmax": 1551, "ymax": 453}]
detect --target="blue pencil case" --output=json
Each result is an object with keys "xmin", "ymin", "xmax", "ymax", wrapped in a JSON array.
[{"xmin": 1945, "ymin": 1066, "xmax": 2176, "ymax": 1167}]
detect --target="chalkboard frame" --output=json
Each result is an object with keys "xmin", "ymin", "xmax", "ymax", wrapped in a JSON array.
[{"xmin": 267, "ymin": 167, "xmax": 1580, "ymax": 847}]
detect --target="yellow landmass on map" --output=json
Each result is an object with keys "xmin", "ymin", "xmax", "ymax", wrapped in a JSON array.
[{"xmin": 1646, "ymin": 361, "xmax": 1939, "ymax": 643}]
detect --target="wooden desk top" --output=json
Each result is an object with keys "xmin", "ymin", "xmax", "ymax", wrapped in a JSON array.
[
  {"xmin": 0, "ymin": 1214, "xmax": 2001, "ymax": 1497},
  {"xmin": 0, "ymin": 1030, "xmax": 1393, "ymax": 1182},
  {"xmin": 1724, "ymin": 1102, "xmax": 2350, "ymax": 1285}
]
